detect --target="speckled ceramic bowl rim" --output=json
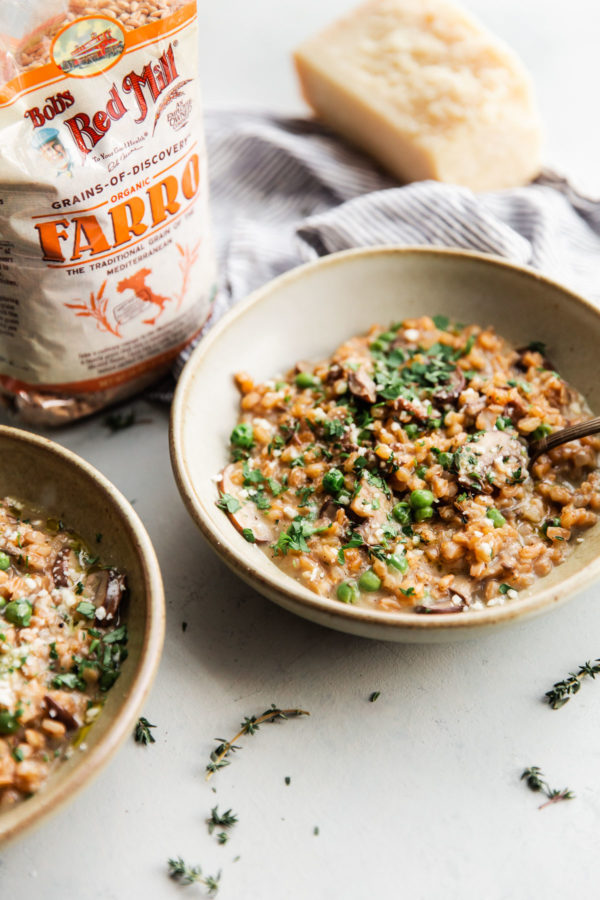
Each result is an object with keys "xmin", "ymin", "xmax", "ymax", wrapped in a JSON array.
[
  {"xmin": 170, "ymin": 246, "xmax": 600, "ymax": 634},
  {"xmin": 0, "ymin": 426, "xmax": 165, "ymax": 844}
]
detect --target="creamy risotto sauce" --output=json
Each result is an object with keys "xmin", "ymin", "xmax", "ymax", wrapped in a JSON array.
[{"xmin": 218, "ymin": 317, "xmax": 600, "ymax": 614}]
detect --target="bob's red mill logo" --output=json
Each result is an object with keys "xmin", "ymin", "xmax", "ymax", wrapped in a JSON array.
[{"xmin": 24, "ymin": 43, "xmax": 179, "ymax": 155}]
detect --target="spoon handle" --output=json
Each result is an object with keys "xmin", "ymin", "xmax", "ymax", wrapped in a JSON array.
[{"xmin": 529, "ymin": 415, "xmax": 600, "ymax": 463}]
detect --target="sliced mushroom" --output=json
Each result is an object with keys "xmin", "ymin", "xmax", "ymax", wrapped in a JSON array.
[
  {"xmin": 447, "ymin": 575, "xmax": 474, "ymax": 605},
  {"xmin": 218, "ymin": 464, "xmax": 275, "ymax": 544},
  {"xmin": 391, "ymin": 395, "xmax": 430, "ymax": 423},
  {"xmin": 502, "ymin": 395, "xmax": 529, "ymax": 422},
  {"xmin": 350, "ymin": 476, "xmax": 390, "ymax": 521},
  {"xmin": 52, "ymin": 547, "xmax": 75, "ymax": 588},
  {"xmin": 43, "ymin": 695, "xmax": 80, "ymax": 731},
  {"xmin": 294, "ymin": 361, "xmax": 312, "ymax": 374},
  {"xmin": 455, "ymin": 431, "xmax": 529, "ymax": 493},
  {"xmin": 319, "ymin": 498, "xmax": 340, "ymax": 522},
  {"xmin": 88, "ymin": 568, "xmax": 126, "ymax": 626},
  {"xmin": 432, "ymin": 368, "xmax": 466, "ymax": 405},
  {"xmin": 340, "ymin": 433, "xmax": 359, "ymax": 455},
  {"xmin": 324, "ymin": 363, "xmax": 343, "ymax": 384},
  {"xmin": 103, "ymin": 569, "xmax": 126, "ymax": 622},
  {"xmin": 347, "ymin": 369, "xmax": 377, "ymax": 404},
  {"xmin": 414, "ymin": 599, "xmax": 466, "ymax": 615}
]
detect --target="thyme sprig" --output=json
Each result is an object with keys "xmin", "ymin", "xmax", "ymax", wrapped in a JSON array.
[
  {"xmin": 168, "ymin": 858, "xmax": 220, "ymax": 893},
  {"xmin": 521, "ymin": 767, "xmax": 575, "ymax": 809},
  {"xmin": 206, "ymin": 704, "xmax": 310, "ymax": 779},
  {"xmin": 207, "ymin": 806, "xmax": 238, "ymax": 835},
  {"xmin": 134, "ymin": 717, "xmax": 156, "ymax": 745},
  {"xmin": 545, "ymin": 659, "xmax": 600, "ymax": 709},
  {"xmin": 104, "ymin": 409, "xmax": 153, "ymax": 432},
  {"xmin": 104, "ymin": 410, "xmax": 137, "ymax": 431}
]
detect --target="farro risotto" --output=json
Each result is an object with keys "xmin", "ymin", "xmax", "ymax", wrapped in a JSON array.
[
  {"xmin": 0, "ymin": 499, "xmax": 127, "ymax": 807},
  {"xmin": 217, "ymin": 317, "xmax": 600, "ymax": 614}
]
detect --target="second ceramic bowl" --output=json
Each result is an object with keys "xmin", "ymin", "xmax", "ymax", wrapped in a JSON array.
[
  {"xmin": 0, "ymin": 426, "xmax": 164, "ymax": 843},
  {"xmin": 170, "ymin": 247, "xmax": 600, "ymax": 642}
]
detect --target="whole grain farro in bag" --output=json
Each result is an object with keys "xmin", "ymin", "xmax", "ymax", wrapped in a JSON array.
[{"xmin": 0, "ymin": 0, "xmax": 215, "ymax": 423}]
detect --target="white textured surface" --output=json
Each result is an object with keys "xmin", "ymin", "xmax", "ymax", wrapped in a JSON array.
[
  {"xmin": 1, "ymin": 2, "xmax": 600, "ymax": 898},
  {"xmin": 1, "ymin": 408, "xmax": 600, "ymax": 898}
]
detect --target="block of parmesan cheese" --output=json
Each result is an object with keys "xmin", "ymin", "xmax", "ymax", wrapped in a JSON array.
[{"xmin": 294, "ymin": 0, "xmax": 542, "ymax": 190}]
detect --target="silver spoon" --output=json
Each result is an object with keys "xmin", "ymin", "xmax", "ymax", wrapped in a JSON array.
[{"xmin": 529, "ymin": 416, "xmax": 600, "ymax": 465}]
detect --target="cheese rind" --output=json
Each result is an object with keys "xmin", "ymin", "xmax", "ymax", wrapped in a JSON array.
[{"xmin": 294, "ymin": 0, "xmax": 543, "ymax": 190}]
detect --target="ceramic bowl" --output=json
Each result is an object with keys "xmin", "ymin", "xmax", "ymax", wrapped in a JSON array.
[
  {"xmin": 170, "ymin": 246, "xmax": 600, "ymax": 642},
  {"xmin": 0, "ymin": 426, "xmax": 164, "ymax": 842}
]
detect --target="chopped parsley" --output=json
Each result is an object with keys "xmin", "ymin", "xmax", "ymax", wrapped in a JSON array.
[
  {"xmin": 75, "ymin": 600, "xmax": 96, "ymax": 619},
  {"xmin": 217, "ymin": 494, "xmax": 241, "ymax": 514},
  {"xmin": 432, "ymin": 314, "xmax": 450, "ymax": 331},
  {"xmin": 273, "ymin": 518, "xmax": 326, "ymax": 555},
  {"xmin": 322, "ymin": 418, "xmax": 345, "ymax": 440}
]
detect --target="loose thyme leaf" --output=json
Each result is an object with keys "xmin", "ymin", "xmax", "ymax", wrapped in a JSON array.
[
  {"xmin": 206, "ymin": 704, "xmax": 310, "ymax": 779},
  {"xmin": 369, "ymin": 691, "xmax": 381, "ymax": 702},
  {"xmin": 134, "ymin": 717, "xmax": 156, "ymax": 745},
  {"xmin": 527, "ymin": 340, "xmax": 547, "ymax": 355},
  {"xmin": 520, "ymin": 767, "xmax": 575, "ymax": 810},
  {"xmin": 207, "ymin": 806, "xmax": 238, "ymax": 834},
  {"xmin": 104, "ymin": 410, "xmax": 147, "ymax": 432},
  {"xmin": 545, "ymin": 658, "xmax": 600, "ymax": 709},
  {"xmin": 167, "ymin": 858, "xmax": 221, "ymax": 893}
]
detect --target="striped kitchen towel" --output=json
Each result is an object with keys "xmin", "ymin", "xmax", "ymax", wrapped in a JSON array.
[{"xmin": 162, "ymin": 109, "xmax": 600, "ymax": 391}]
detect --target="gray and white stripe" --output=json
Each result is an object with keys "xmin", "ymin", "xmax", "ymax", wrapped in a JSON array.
[{"xmin": 167, "ymin": 109, "xmax": 600, "ymax": 388}]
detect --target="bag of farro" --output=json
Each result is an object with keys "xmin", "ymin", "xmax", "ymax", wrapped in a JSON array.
[{"xmin": 0, "ymin": 0, "xmax": 215, "ymax": 424}]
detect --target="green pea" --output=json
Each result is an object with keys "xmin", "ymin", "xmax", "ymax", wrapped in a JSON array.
[
  {"xmin": 369, "ymin": 340, "xmax": 387, "ymax": 353},
  {"xmin": 486, "ymin": 508, "xmax": 506, "ymax": 528},
  {"xmin": 392, "ymin": 502, "xmax": 412, "ymax": 525},
  {"xmin": 230, "ymin": 422, "xmax": 254, "ymax": 448},
  {"xmin": 4, "ymin": 599, "xmax": 32, "ymax": 628},
  {"xmin": 0, "ymin": 710, "xmax": 19, "ymax": 735},
  {"xmin": 295, "ymin": 372, "xmax": 318, "ymax": 389},
  {"xmin": 322, "ymin": 468, "xmax": 345, "ymax": 495},
  {"xmin": 437, "ymin": 452, "xmax": 453, "ymax": 471},
  {"xmin": 409, "ymin": 489, "xmax": 435, "ymax": 509},
  {"xmin": 337, "ymin": 581, "xmax": 359, "ymax": 604},
  {"xmin": 404, "ymin": 424, "xmax": 419, "ymax": 439},
  {"xmin": 358, "ymin": 569, "xmax": 382, "ymax": 592},
  {"xmin": 531, "ymin": 423, "xmax": 552, "ymax": 441},
  {"xmin": 0, "ymin": 552, "xmax": 9, "ymax": 571},
  {"xmin": 387, "ymin": 554, "xmax": 408, "ymax": 574},
  {"xmin": 414, "ymin": 507, "xmax": 434, "ymax": 522}
]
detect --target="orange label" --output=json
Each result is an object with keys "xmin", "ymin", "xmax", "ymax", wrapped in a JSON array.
[{"xmin": 0, "ymin": 3, "xmax": 215, "ymax": 396}]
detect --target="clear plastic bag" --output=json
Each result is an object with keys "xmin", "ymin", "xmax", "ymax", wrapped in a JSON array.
[{"xmin": 0, "ymin": 1, "xmax": 215, "ymax": 423}]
